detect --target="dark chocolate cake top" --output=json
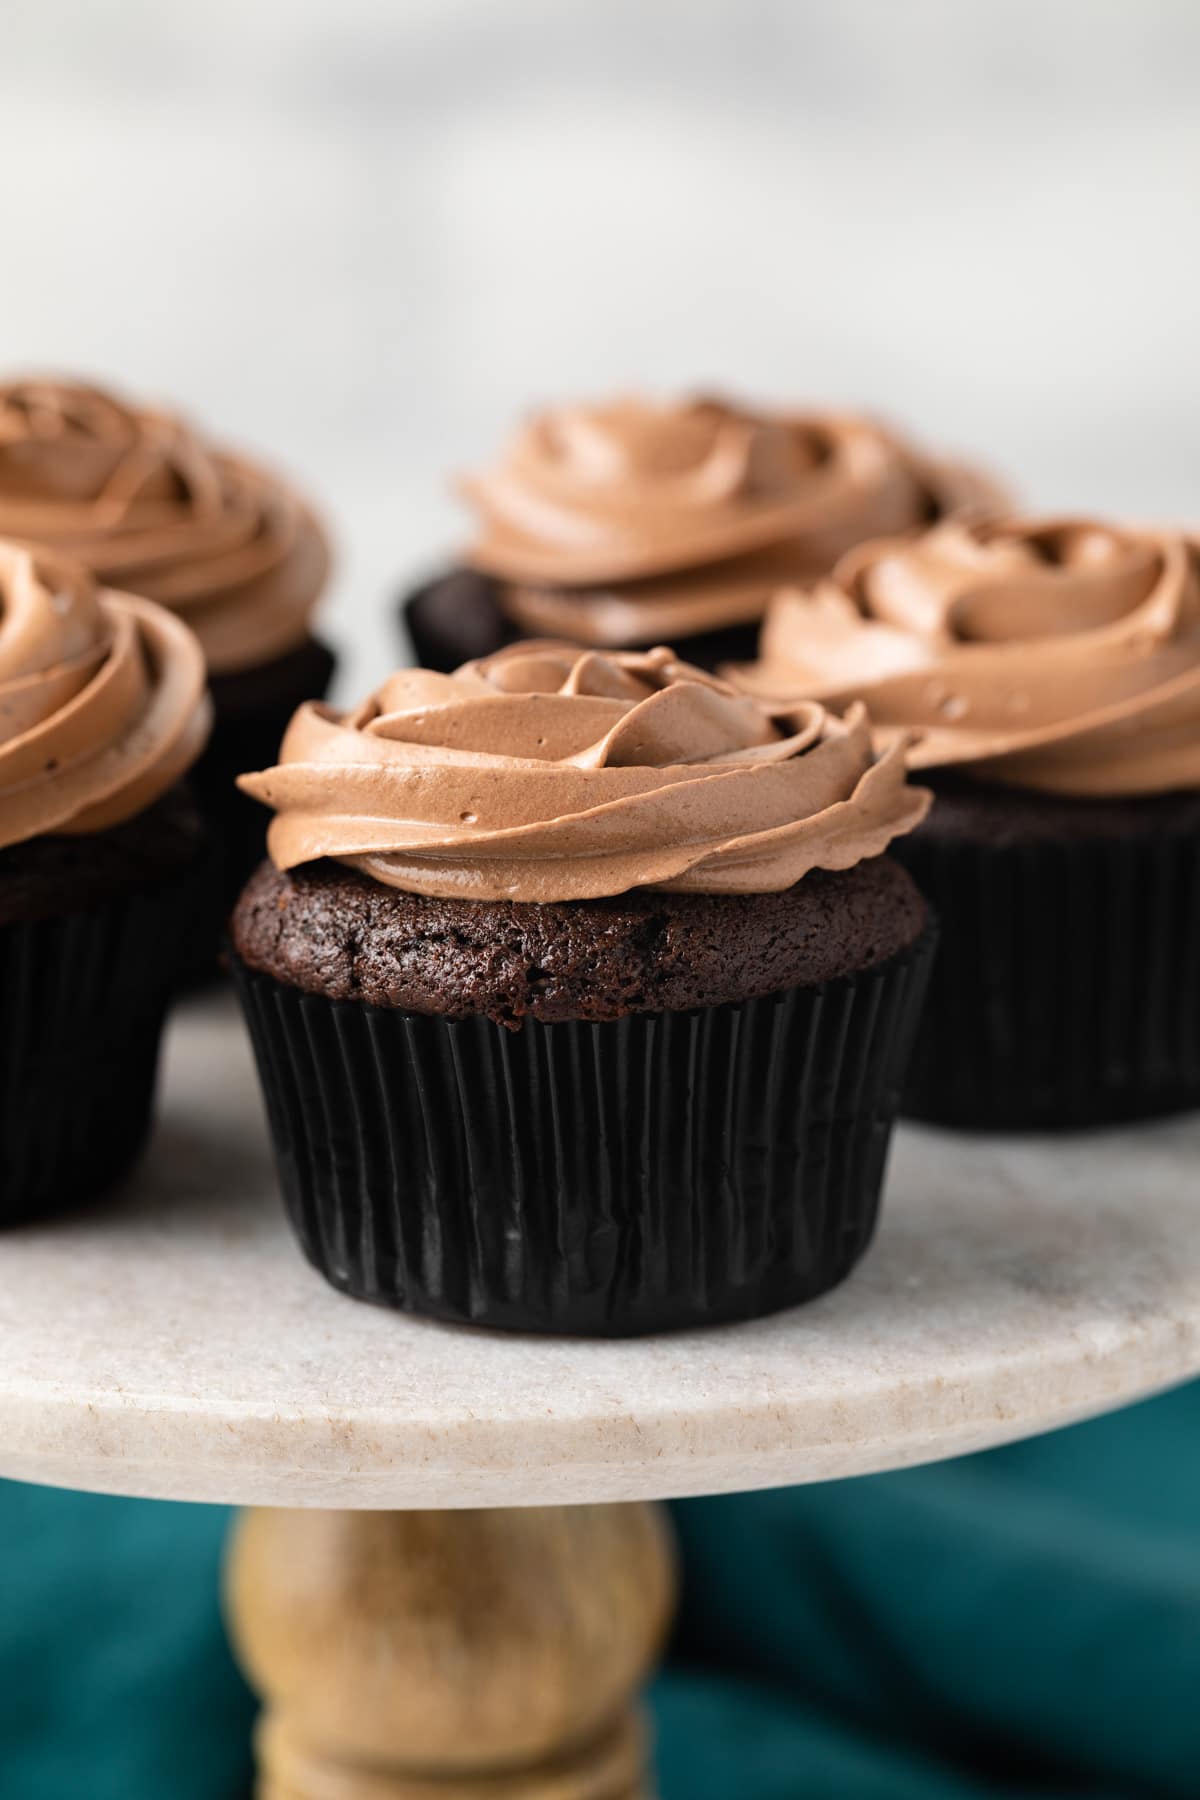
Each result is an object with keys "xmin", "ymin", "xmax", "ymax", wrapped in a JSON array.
[{"xmin": 231, "ymin": 854, "xmax": 928, "ymax": 1022}]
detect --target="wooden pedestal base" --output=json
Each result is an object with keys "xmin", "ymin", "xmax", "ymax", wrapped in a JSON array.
[{"xmin": 225, "ymin": 1504, "xmax": 677, "ymax": 1799}]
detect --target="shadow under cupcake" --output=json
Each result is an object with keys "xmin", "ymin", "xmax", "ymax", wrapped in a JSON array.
[
  {"xmin": 735, "ymin": 514, "xmax": 1200, "ymax": 1130},
  {"xmin": 230, "ymin": 641, "xmax": 934, "ymax": 1336}
]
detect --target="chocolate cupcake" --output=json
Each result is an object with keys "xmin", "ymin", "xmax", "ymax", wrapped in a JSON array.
[
  {"xmin": 0, "ymin": 377, "xmax": 334, "ymax": 964},
  {"xmin": 231, "ymin": 642, "xmax": 934, "ymax": 1335},
  {"xmin": 0, "ymin": 542, "xmax": 211, "ymax": 1223},
  {"xmin": 402, "ymin": 395, "xmax": 1002, "ymax": 674},
  {"xmin": 736, "ymin": 515, "xmax": 1200, "ymax": 1129}
]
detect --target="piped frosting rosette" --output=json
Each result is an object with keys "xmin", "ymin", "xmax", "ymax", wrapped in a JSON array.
[
  {"xmin": 459, "ymin": 395, "xmax": 1003, "ymax": 647},
  {"xmin": 736, "ymin": 516, "xmax": 1200, "ymax": 797},
  {"xmin": 0, "ymin": 377, "xmax": 330, "ymax": 675},
  {"xmin": 239, "ymin": 641, "xmax": 929, "ymax": 903},
  {"xmin": 0, "ymin": 541, "xmax": 211, "ymax": 848}
]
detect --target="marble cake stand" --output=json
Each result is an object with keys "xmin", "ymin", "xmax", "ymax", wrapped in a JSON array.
[{"xmin": 1, "ymin": 995, "xmax": 1198, "ymax": 1797}]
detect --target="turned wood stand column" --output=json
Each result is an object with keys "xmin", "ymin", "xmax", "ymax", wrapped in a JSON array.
[{"xmin": 225, "ymin": 1503, "xmax": 677, "ymax": 1799}]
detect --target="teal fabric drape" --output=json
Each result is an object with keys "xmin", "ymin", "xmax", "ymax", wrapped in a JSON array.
[
  {"xmin": 1, "ymin": 1380, "xmax": 1197, "ymax": 1799},
  {"xmin": 658, "ymin": 1379, "xmax": 1200, "ymax": 1798},
  {"xmin": 0, "ymin": 1483, "xmax": 253, "ymax": 1800}
]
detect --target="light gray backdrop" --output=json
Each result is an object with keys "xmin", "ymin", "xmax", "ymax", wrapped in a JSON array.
[{"xmin": 2, "ymin": 0, "xmax": 1197, "ymax": 692}]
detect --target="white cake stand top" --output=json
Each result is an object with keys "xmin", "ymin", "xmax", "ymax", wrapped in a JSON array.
[{"xmin": 0, "ymin": 994, "xmax": 1197, "ymax": 1509}]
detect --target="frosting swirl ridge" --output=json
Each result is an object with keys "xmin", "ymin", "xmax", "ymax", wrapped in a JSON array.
[
  {"xmin": 0, "ymin": 377, "xmax": 330, "ymax": 675},
  {"xmin": 738, "ymin": 516, "xmax": 1200, "ymax": 796},
  {"xmin": 239, "ymin": 641, "xmax": 929, "ymax": 902},
  {"xmin": 460, "ymin": 396, "xmax": 1003, "ymax": 647},
  {"xmin": 0, "ymin": 542, "xmax": 212, "ymax": 848}
]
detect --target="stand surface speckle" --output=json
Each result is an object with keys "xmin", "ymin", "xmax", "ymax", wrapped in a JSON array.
[{"xmin": 1, "ymin": 992, "xmax": 1197, "ymax": 1509}]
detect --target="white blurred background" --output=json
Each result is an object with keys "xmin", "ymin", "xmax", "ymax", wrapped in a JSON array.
[{"xmin": 2, "ymin": 0, "xmax": 1197, "ymax": 692}]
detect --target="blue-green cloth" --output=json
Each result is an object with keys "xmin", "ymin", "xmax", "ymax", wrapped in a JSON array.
[
  {"xmin": 658, "ymin": 1378, "xmax": 1200, "ymax": 1798},
  {"xmin": 0, "ymin": 1482, "xmax": 254, "ymax": 1800},
  {"xmin": 2, "ymin": 1381, "xmax": 1198, "ymax": 1799}
]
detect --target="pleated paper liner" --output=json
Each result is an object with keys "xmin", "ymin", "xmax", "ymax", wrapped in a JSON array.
[
  {"xmin": 895, "ymin": 825, "xmax": 1200, "ymax": 1130},
  {"xmin": 0, "ymin": 864, "xmax": 201, "ymax": 1225},
  {"xmin": 232, "ymin": 927, "xmax": 935, "ymax": 1337}
]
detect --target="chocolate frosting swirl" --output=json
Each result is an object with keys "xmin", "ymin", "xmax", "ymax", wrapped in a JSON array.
[
  {"xmin": 0, "ymin": 542, "xmax": 211, "ymax": 848},
  {"xmin": 239, "ymin": 641, "xmax": 929, "ymax": 902},
  {"xmin": 737, "ymin": 516, "xmax": 1200, "ymax": 797},
  {"xmin": 0, "ymin": 377, "xmax": 330, "ymax": 675},
  {"xmin": 460, "ymin": 396, "xmax": 1003, "ymax": 647}
]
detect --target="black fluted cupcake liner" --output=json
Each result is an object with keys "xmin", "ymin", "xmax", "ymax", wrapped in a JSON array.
[
  {"xmin": 232, "ymin": 928, "xmax": 934, "ymax": 1336},
  {"xmin": 182, "ymin": 635, "xmax": 337, "ymax": 987},
  {"xmin": 895, "ymin": 825, "xmax": 1200, "ymax": 1130},
  {"xmin": 0, "ymin": 863, "xmax": 202, "ymax": 1226}
]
